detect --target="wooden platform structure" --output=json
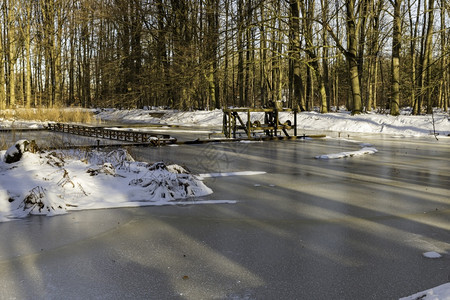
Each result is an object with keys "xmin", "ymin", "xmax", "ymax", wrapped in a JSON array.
[
  {"xmin": 223, "ymin": 108, "xmax": 297, "ymax": 139},
  {"xmin": 47, "ymin": 123, "xmax": 176, "ymax": 145}
]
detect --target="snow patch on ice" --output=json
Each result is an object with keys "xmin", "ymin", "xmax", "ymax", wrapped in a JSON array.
[
  {"xmin": 199, "ymin": 171, "xmax": 266, "ymax": 178},
  {"xmin": 315, "ymin": 147, "xmax": 378, "ymax": 159},
  {"xmin": 399, "ymin": 282, "xmax": 450, "ymax": 300},
  {"xmin": 239, "ymin": 140, "xmax": 263, "ymax": 143},
  {"xmin": 422, "ymin": 251, "xmax": 442, "ymax": 259}
]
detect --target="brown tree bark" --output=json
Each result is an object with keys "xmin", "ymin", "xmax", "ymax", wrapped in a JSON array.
[
  {"xmin": 390, "ymin": 0, "xmax": 402, "ymax": 115},
  {"xmin": 289, "ymin": 0, "xmax": 305, "ymax": 111}
]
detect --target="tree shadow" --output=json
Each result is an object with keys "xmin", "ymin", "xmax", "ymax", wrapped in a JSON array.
[{"xmin": 0, "ymin": 138, "xmax": 448, "ymax": 299}]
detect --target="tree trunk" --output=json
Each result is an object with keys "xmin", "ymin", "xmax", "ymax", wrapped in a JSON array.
[
  {"xmin": 7, "ymin": 0, "xmax": 17, "ymax": 108},
  {"xmin": 444, "ymin": 0, "xmax": 449, "ymax": 111},
  {"xmin": 156, "ymin": 0, "xmax": 168, "ymax": 106},
  {"xmin": 289, "ymin": 0, "xmax": 304, "ymax": 111},
  {"xmin": 418, "ymin": 0, "xmax": 435, "ymax": 114},
  {"xmin": 321, "ymin": 0, "xmax": 330, "ymax": 112},
  {"xmin": 0, "ymin": 23, "xmax": 5, "ymax": 110},
  {"xmin": 325, "ymin": 0, "xmax": 364, "ymax": 113},
  {"xmin": 55, "ymin": 1, "xmax": 63, "ymax": 106},
  {"xmin": 223, "ymin": 0, "xmax": 230, "ymax": 107},
  {"xmin": 321, "ymin": 0, "xmax": 331, "ymax": 112},
  {"xmin": 69, "ymin": 22, "xmax": 76, "ymax": 106},
  {"xmin": 206, "ymin": 0, "xmax": 218, "ymax": 110},
  {"xmin": 270, "ymin": 0, "xmax": 283, "ymax": 104},
  {"xmin": 425, "ymin": 0, "xmax": 435, "ymax": 114},
  {"xmin": 346, "ymin": 0, "xmax": 363, "ymax": 114},
  {"xmin": 390, "ymin": 0, "xmax": 402, "ymax": 115},
  {"xmin": 237, "ymin": 0, "xmax": 245, "ymax": 106},
  {"xmin": 42, "ymin": 0, "xmax": 56, "ymax": 107},
  {"xmin": 24, "ymin": 1, "xmax": 32, "ymax": 108},
  {"xmin": 367, "ymin": 0, "xmax": 382, "ymax": 111},
  {"xmin": 411, "ymin": 0, "xmax": 421, "ymax": 114},
  {"xmin": 357, "ymin": 0, "xmax": 369, "ymax": 106}
]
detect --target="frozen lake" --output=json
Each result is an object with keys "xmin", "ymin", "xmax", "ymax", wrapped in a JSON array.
[{"xmin": 0, "ymin": 131, "xmax": 449, "ymax": 299}]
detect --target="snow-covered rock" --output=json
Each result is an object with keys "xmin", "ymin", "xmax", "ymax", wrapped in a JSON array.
[{"xmin": 4, "ymin": 139, "xmax": 33, "ymax": 163}]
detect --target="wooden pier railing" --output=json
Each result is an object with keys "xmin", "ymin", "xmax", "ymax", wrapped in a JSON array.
[
  {"xmin": 223, "ymin": 108, "xmax": 297, "ymax": 139},
  {"xmin": 47, "ymin": 123, "xmax": 176, "ymax": 145}
]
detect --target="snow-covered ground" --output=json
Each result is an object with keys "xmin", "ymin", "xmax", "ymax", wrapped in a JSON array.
[
  {"xmin": 0, "ymin": 141, "xmax": 229, "ymax": 222},
  {"xmin": 1, "ymin": 107, "xmax": 449, "ymax": 137},
  {"xmin": 93, "ymin": 107, "xmax": 450, "ymax": 137}
]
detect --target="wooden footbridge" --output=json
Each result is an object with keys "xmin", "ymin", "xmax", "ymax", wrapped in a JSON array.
[
  {"xmin": 44, "ymin": 108, "xmax": 321, "ymax": 148},
  {"xmin": 223, "ymin": 108, "xmax": 298, "ymax": 139},
  {"xmin": 47, "ymin": 123, "xmax": 176, "ymax": 146}
]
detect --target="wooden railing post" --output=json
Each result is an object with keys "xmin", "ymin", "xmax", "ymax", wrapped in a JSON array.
[
  {"xmin": 247, "ymin": 110, "xmax": 251, "ymax": 139},
  {"xmin": 294, "ymin": 109, "xmax": 297, "ymax": 136}
]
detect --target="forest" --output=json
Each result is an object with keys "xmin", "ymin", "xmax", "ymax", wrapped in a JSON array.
[{"xmin": 0, "ymin": 0, "xmax": 448, "ymax": 115}]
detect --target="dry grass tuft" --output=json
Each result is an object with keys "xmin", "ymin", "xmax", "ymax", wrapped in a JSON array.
[
  {"xmin": 0, "ymin": 107, "xmax": 97, "ymax": 124},
  {"xmin": 0, "ymin": 138, "xmax": 7, "ymax": 151}
]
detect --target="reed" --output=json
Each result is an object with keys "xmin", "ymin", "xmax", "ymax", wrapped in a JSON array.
[
  {"xmin": 0, "ymin": 137, "xmax": 7, "ymax": 151},
  {"xmin": 0, "ymin": 107, "xmax": 97, "ymax": 124}
]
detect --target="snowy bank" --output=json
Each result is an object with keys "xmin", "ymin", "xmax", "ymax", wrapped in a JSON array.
[
  {"xmin": 0, "ymin": 119, "xmax": 46, "ymax": 129},
  {"xmin": 1, "ymin": 108, "xmax": 448, "ymax": 137},
  {"xmin": 95, "ymin": 108, "xmax": 450, "ymax": 137},
  {"xmin": 0, "ymin": 142, "xmax": 215, "ymax": 222}
]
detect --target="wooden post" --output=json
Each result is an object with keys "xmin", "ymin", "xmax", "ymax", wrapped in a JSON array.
[
  {"xmin": 294, "ymin": 109, "xmax": 297, "ymax": 136},
  {"xmin": 228, "ymin": 111, "xmax": 231, "ymax": 138},
  {"xmin": 223, "ymin": 112, "xmax": 228, "ymax": 138},
  {"xmin": 232, "ymin": 113, "xmax": 237, "ymax": 138},
  {"xmin": 247, "ymin": 110, "xmax": 251, "ymax": 139},
  {"xmin": 274, "ymin": 109, "xmax": 278, "ymax": 136}
]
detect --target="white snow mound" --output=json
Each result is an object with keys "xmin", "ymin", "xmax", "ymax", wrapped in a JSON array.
[
  {"xmin": 0, "ymin": 146, "xmax": 213, "ymax": 221},
  {"xmin": 422, "ymin": 251, "xmax": 442, "ymax": 259}
]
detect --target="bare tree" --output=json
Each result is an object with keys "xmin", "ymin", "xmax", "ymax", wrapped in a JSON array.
[
  {"xmin": 439, "ymin": 0, "xmax": 448, "ymax": 111},
  {"xmin": 289, "ymin": 0, "xmax": 305, "ymax": 110},
  {"xmin": 366, "ymin": 0, "xmax": 383, "ymax": 111},
  {"xmin": 0, "ymin": 0, "xmax": 445, "ymax": 113},
  {"xmin": 325, "ymin": 0, "xmax": 367, "ymax": 114},
  {"xmin": 0, "ymin": 8, "xmax": 5, "ymax": 109},
  {"xmin": 416, "ymin": 0, "xmax": 436, "ymax": 114},
  {"xmin": 390, "ymin": 0, "xmax": 401, "ymax": 115},
  {"xmin": 6, "ymin": 0, "xmax": 19, "ymax": 108}
]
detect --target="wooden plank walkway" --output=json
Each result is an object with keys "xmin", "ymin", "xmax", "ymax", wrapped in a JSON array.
[{"xmin": 47, "ymin": 123, "xmax": 176, "ymax": 145}]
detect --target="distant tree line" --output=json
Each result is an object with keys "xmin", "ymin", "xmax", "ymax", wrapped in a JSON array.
[{"xmin": 0, "ymin": 0, "xmax": 448, "ymax": 115}]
